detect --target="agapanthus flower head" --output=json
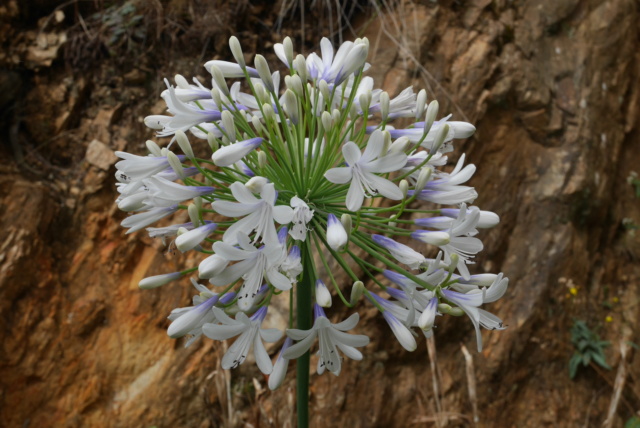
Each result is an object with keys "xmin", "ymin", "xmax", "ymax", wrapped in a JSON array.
[{"xmin": 116, "ymin": 36, "xmax": 509, "ymax": 388}]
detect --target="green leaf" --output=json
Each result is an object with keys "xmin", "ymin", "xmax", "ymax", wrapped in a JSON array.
[
  {"xmin": 625, "ymin": 416, "xmax": 640, "ymax": 428},
  {"xmin": 582, "ymin": 353, "xmax": 592, "ymax": 366},
  {"xmin": 569, "ymin": 355, "xmax": 581, "ymax": 379},
  {"xmin": 591, "ymin": 352, "xmax": 611, "ymax": 370}
]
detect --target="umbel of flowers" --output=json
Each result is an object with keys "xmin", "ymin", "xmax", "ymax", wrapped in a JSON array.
[{"xmin": 115, "ymin": 36, "xmax": 508, "ymax": 421}]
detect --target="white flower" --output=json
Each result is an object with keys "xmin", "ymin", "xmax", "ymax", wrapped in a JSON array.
[
  {"xmin": 210, "ymin": 232, "xmax": 292, "ymax": 310},
  {"xmin": 212, "ymin": 137, "xmax": 264, "ymax": 167},
  {"xmin": 418, "ymin": 297, "xmax": 439, "ymax": 337},
  {"xmin": 324, "ymin": 130, "xmax": 407, "ymax": 211},
  {"xmin": 204, "ymin": 60, "xmax": 259, "ymax": 78},
  {"xmin": 482, "ymin": 273, "xmax": 509, "ymax": 303},
  {"xmin": 203, "ymin": 306, "xmax": 282, "ymax": 374},
  {"xmin": 212, "ymin": 182, "xmax": 293, "ymax": 246},
  {"xmin": 371, "ymin": 234, "xmax": 426, "ymax": 269},
  {"xmin": 121, "ymin": 205, "xmax": 179, "ymax": 234},
  {"xmin": 138, "ymin": 271, "xmax": 181, "ymax": 289},
  {"xmin": 441, "ymin": 289, "xmax": 505, "ymax": 352},
  {"xmin": 305, "ymin": 38, "xmax": 369, "ymax": 85},
  {"xmin": 280, "ymin": 245, "xmax": 303, "ymax": 281},
  {"xmin": 144, "ymin": 176, "xmax": 215, "ymax": 208},
  {"xmin": 385, "ymin": 115, "xmax": 476, "ymax": 152},
  {"xmin": 198, "ymin": 254, "xmax": 229, "ymax": 279},
  {"xmin": 156, "ymin": 83, "xmax": 223, "ymax": 137},
  {"xmin": 382, "ymin": 310, "xmax": 417, "ymax": 352},
  {"xmin": 175, "ymin": 222, "xmax": 218, "ymax": 252},
  {"xmin": 269, "ymin": 337, "xmax": 293, "ymax": 390},
  {"xmin": 326, "ymin": 214, "xmax": 347, "ymax": 251},
  {"xmin": 283, "ymin": 305, "xmax": 369, "ymax": 376},
  {"xmin": 369, "ymin": 86, "xmax": 417, "ymax": 120},
  {"xmin": 167, "ymin": 294, "xmax": 218, "ymax": 339},
  {"xmin": 409, "ymin": 154, "xmax": 477, "ymax": 205},
  {"xmin": 115, "ymin": 152, "xmax": 184, "ymax": 181},
  {"xmin": 289, "ymin": 196, "xmax": 314, "ymax": 241}
]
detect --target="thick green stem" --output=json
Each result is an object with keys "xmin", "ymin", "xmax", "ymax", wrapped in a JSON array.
[{"xmin": 296, "ymin": 242, "xmax": 313, "ymax": 428}]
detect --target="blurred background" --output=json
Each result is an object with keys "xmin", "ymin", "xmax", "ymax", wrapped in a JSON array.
[{"xmin": 0, "ymin": 0, "xmax": 639, "ymax": 427}]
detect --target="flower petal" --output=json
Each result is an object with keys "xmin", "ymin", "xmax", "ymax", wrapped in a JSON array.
[
  {"xmin": 324, "ymin": 167, "xmax": 352, "ymax": 184},
  {"xmin": 363, "ymin": 172, "xmax": 403, "ymax": 200},
  {"xmin": 342, "ymin": 141, "xmax": 361, "ymax": 166},
  {"xmin": 345, "ymin": 179, "xmax": 365, "ymax": 211}
]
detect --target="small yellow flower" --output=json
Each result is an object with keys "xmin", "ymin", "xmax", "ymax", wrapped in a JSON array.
[
  {"xmin": 612, "ymin": 297, "xmax": 619, "ymax": 303},
  {"xmin": 605, "ymin": 316, "xmax": 613, "ymax": 323},
  {"xmin": 569, "ymin": 287, "xmax": 578, "ymax": 296}
]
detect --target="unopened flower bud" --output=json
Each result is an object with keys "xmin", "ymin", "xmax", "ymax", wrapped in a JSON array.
[
  {"xmin": 188, "ymin": 204, "xmax": 201, "ymax": 228},
  {"xmin": 415, "ymin": 166, "xmax": 433, "ymax": 193},
  {"xmin": 262, "ymin": 103, "xmax": 276, "ymax": 122},
  {"xmin": 253, "ymin": 82, "xmax": 267, "ymax": 105},
  {"xmin": 294, "ymin": 54, "xmax": 308, "ymax": 82},
  {"xmin": 380, "ymin": 91, "xmax": 390, "ymax": 121},
  {"xmin": 399, "ymin": 179, "xmax": 409, "ymax": 198},
  {"xmin": 431, "ymin": 124, "xmax": 449, "ymax": 154},
  {"xmin": 340, "ymin": 213, "xmax": 352, "ymax": 235},
  {"xmin": 283, "ymin": 36, "xmax": 294, "ymax": 66},
  {"xmin": 283, "ymin": 89, "xmax": 299, "ymax": 124},
  {"xmin": 332, "ymin": 109, "xmax": 341, "ymax": 124},
  {"xmin": 390, "ymin": 136, "xmax": 410, "ymax": 154},
  {"xmin": 388, "ymin": 221, "xmax": 397, "ymax": 229},
  {"xmin": 139, "ymin": 272, "xmax": 181, "ymax": 290},
  {"xmin": 254, "ymin": 54, "xmax": 274, "ymax": 92},
  {"xmin": 198, "ymin": 255, "xmax": 228, "ymax": 279},
  {"xmin": 245, "ymin": 176, "xmax": 268, "ymax": 193},
  {"xmin": 315, "ymin": 280, "xmax": 332, "ymax": 307},
  {"xmin": 437, "ymin": 303, "xmax": 452, "ymax": 314},
  {"xmin": 229, "ymin": 36, "xmax": 245, "ymax": 68},
  {"xmin": 286, "ymin": 74, "xmax": 303, "ymax": 96},
  {"xmin": 318, "ymin": 80, "xmax": 330, "ymax": 104},
  {"xmin": 175, "ymin": 130, "xmax": 195, "ymax": 159},
  {"xmin": 176, "ymin": 222, "xmax": 218, "ymax": 252},
  {"xmin": 411, "ymin": 230, "xmax": 450, "ymax": 246},
  {"xmin": 381, "ymin": 130, "xmax": 391, "ymax": 155},
  {"xmin": 211, "ymin": 87, "xmax": 223, "ymax": 108},
  {"xmin": 209, "ymin": 65, "xmax": 230, "ymax": 97},
  {"xmin": 448, "ymin": 253, "xmax": 459, "ymax": 273},
  {"xmin": 258, "ymin": 151, "xmax": 267, "ymax": 169},
  {"xmin": 423, "ymin": 100, "xmax": 439, "ymax": 135},
  {"xmin": 175, "ymin": 74, "xmax": 190, "ymax": 89},
  {"xmin": 146, "ymin": 140, "xmax": 162, "ymax": 156},
  {"xmin": 194, "ymin": 196, "xmax": 203, "ymax": 212},
  {"xmin": 449, "ymin": 307, "xmax": 465, "ymax": 317},
  {"xmin": 167, "ymin": 151, "xmax": 185, "ymax": 179},
  {"xmin": 327, "ymin": 214, "xmax": 347, "ymax": 251},
  {"xmin": 359, "ymin": 92, "xmax": 372, "ymax": 113},
  {"xmin": 350, "ymin": 281, "xmax": 365, "ymax": 305},
  {"xmin": 349, "ymin": 104, "xmax": 358, "ymax": 120},
  {"xmin": 251, "ymin": 115, "xmax": 264, "ymax": 135},
  {"xmin": 207, "ymin": 133, "xmax": 219, "ymax": 151},
  {"xmin": 415, "ymin": 89, "xmax": 427, "ymax": 119},
  {"xmin": 321, "ymin": 111, "xmax": 333, "ymax": 132},
  {"xmin": 221, "ymin": 110, "xmax": 236, "ymax": 142}
]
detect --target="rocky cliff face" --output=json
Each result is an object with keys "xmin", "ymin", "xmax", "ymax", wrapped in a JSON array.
[{"xmin": 1, "ymin": 0, "xmax": 639, "ymax": 427}]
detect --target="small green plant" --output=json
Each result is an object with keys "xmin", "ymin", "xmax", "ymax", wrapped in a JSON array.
[
  {"xmin": 569, "ymin": 320, "xmax": 611, "ymax": 378},
  {"xmin": 625, "ymin": 416, "xmax": 640, "ymax": 428}
]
